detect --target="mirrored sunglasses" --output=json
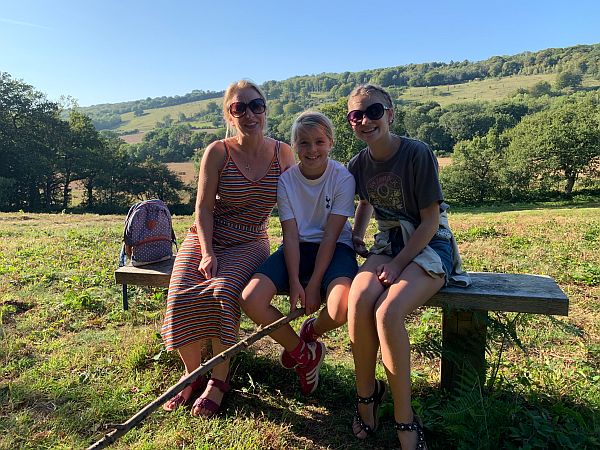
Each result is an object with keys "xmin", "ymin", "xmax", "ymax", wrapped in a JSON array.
[
  {"xmin": 346, "ymin": 103, "xmax": 390, "ymax": 125},
  {"xmin": 229, "ymin": 98, "xmax": 266, "ymax": 118}
]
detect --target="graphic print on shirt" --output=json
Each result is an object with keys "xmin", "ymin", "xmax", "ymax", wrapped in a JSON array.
[
  {"xmin": 366, "ymin": 172, "xmax": 406, "ymax": 220},
  {"xmin": 325, "ymin": 195, "xmax": 331, "ymax": 209}
]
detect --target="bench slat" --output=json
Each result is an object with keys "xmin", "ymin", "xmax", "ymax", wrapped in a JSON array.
[
  {"xmin": 428, "ymin": 272, "xmax": 569, "ymax": 315},
  {"xmin": 115, "ymin": 263, "xmax": 568, "ymax": 315},
  {"xmin": 114, "ymin": 257, "xmax": 174, "ymax": 288}
]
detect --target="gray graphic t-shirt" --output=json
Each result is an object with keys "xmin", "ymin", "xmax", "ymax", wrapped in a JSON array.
[{"xmin": 347, "ymin": 137, "xmax": 444, "ymax": 226}]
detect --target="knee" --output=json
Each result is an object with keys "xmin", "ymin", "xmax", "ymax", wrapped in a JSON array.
[
  {"xmin": 329, "ymin": 303, "xmax": 348, "ymax": 327},
  {"xmin": 239, "ymin": 285, "xmax": 262, "ymax": 316},
  {"xmin": 375, "ymin": 303, "xmax": 407, "ymax": 330},
  {"xmin": 349, "ymin": 292, "xmax": 376, "ymax": 321},
  {"xmin": 239, "ymin": 276, "xmax": 274, "ymax": 318}
]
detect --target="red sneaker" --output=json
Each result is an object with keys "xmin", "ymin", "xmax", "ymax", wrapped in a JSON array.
[
  {"xmin": 279, "ymin": 318, "xmax": 319, "ymax": 369},
  {"xmin": 279, "ymin": 347, "xmax": 299, "ymax": 369},
  {"xmin": 295, "ymin": 341, "xmax": 326, "ymax": 395},
  {"xmin": 299, "ymin": 317, "xmax": 318, "ymax": 343}
]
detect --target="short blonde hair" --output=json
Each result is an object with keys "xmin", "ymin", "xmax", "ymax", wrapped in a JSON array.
[
  {"xmin": 222, "ymin": 80, "xmax": 267, "ymax": 136},
  {"xmin": 291, "ymin": 110, "xmax": 335, "ymax": 146},
  {"xmin": 348, "ymin": 84, "xmax": 393, "ymax": 109}
]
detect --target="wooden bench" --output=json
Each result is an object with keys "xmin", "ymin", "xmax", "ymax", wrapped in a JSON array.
[{"xmin": 115, "ymin": 260, "xmax": 569, "ymax": 390}]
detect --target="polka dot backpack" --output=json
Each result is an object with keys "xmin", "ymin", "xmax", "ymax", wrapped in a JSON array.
[{"xmin": 119, "ymin": 199, "xmax": 177, "ymax": 267}]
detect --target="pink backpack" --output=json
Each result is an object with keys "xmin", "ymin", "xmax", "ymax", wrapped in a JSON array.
[{"xmin": 120, "ymin": 199, "xmax": 176, "ymax": 267}]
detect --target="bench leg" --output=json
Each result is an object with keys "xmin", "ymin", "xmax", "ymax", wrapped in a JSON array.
[
  {"xmin": 122, "ymin": 284, "xmax": 128, "ymax": 311},
  {"xmin": 440, "ymin": 309, "xmax": 487, "ymax": 391}
]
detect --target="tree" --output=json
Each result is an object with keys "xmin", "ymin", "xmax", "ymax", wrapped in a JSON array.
[
  {"xmin": 529, "ymin": 81, "xmax": 552, "ymax": 97},
  {"xmin": 555, "ymin": 71, "xmax": 583, "ymax": 90},
  {"xmin": 318, "ymin": 99, "xmax": 364, "ymax": 163},
  {"xmin": 506, "ymin": 97, "xmax": 600, "ymax": 195},
  {"xmin": 440, "ymin": 128, "xmax": 508, "ymax": 204}
]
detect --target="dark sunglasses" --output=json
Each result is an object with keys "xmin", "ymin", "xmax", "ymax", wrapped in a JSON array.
[
  {"xmin": 346, "ymin": 103, "xmax": 390, "ymax": 125},
  {"xmin": 229, "ymin": 98, "xmax": 266, "ymax": 118}
]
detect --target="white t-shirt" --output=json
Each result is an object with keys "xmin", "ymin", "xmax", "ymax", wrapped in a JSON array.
[{"xmin": 277, "ymin": 159, "xmax": 355, "ymax": 248}]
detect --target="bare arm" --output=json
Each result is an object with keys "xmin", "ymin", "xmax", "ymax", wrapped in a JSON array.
[
  {"xmin": 278, "ymin": 141, "xmax": 296, "ymax": 172},
  {"xmin": 377, "ymin": 201, "xmax": 440, "ymax": 285},
  {"xmin": 304, "ymin": 214, "xmax": 349, "ymax": 314},
  {"xmin": 351, "ymin": 199, "xmax": 373, "ymax": 257},
  {"xmin": 195, "ymin": 140, "xmax": 226, "ymax": 279},
  {"xmin": 281, "ymin": 218, "xmax": 304, "ymax": 312}
]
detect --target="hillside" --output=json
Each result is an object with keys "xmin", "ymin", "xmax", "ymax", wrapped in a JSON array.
[{"xmin": 81, "ymin": 43, "xmax": 600, "ymax": 137}]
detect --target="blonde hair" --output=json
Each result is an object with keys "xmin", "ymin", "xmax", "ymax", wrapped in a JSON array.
[
  {"xmin": 222, "ymin": 79, "xmax": 267, "ymax": 137},
  {"xmin": 348, "ymin": 84, "xmax": 393, "ymax": 109},
  {"xmin": 291, "ymin": 110, "xmax": 335, "ymax": 146}
]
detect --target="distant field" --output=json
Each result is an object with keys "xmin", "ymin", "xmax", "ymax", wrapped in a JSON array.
[
  {"xmin": 400, "ymin": 73, "xmax": 600, "ymax": 106},
  {"xmin": 117, "ymin": 97, "xmax": 220, "ymax": 133},
  {"xmin": 120, "ymin": 131, "xmax": 146, "ymax": 144},
  {"xmin": 166, "ymin": 161, "xmax": 197, "ymax": 186}
]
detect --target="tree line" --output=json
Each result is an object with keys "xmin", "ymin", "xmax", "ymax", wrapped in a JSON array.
[{"xmin": 0, "ymin": 73, "xmax": 189, "ymax": 212}]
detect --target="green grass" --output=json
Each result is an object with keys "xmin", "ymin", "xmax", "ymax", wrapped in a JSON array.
[
  {"xmin": 118, "ymin": 98, "xmax": 220, "ymax": 133},
  {"xmin": 1, "ymin": 206, "xmax": 599, "ymax": 449},
  {"xmin": 398, "ymin": 74, "xmax": 600, "ymax": 106}
]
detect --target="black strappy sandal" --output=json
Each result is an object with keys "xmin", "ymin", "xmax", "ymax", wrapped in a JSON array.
[
  {"xmin": 394, "ymin": 409, "xmax": 428, "ymax": 449},
  {"xmin": 352, "ymin": 379, "xmax": 386, "ymax": 439}
]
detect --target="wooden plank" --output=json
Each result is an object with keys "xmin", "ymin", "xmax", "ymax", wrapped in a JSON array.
[
  {"xmin": 114, "ymin": 264, "xmax": 568, "ymax": 316},
  {"xmin": 427, "ymin": 272, "xmax": 569, "ymax": 316},
  {"xmin": 114, "ymin": 257, "xmax": 175, "ymax": 288}
]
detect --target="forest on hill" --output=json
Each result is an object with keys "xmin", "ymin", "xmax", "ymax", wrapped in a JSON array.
[{"xmin": 1, "ymin": 43, "xmax": 599, "ymax": 212}]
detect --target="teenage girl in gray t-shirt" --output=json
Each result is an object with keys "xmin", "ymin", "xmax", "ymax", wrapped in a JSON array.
[{"xmin": 346, "ymin": 84, "xmax": 455, "ymax": 450}]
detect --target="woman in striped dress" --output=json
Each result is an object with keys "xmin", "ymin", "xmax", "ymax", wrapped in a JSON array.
[{"xmin": 161, "ymin": 80, "xmax": 295, "ymax": 417}]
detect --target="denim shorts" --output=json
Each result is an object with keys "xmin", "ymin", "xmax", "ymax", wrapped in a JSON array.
[
  {"xmin": 255, "ymin": 242, "xmax": 358, "ymax": 295},
  {"xmin": 388, "ymin": 227, "xmax": 454, "ymax": 281}
]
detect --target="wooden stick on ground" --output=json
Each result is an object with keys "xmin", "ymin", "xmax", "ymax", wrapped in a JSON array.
[{"xmin": 88, "ymin": 308, "xmax": 305, "ymax": 450}]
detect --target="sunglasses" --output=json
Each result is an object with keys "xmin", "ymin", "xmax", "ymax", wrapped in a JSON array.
[
  {"xmin": 229, "ymin": 98, "xmax": 266, "ymax": 118},
  {"xmin": 346, "ymin": 103, "xmax": 390, "ymax": 125}
]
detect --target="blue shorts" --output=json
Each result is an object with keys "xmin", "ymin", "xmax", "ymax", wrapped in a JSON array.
[
  {"xmin": 255, "ymin": 242, "xmax": 358, "ymax": 295},
  {"xmin": 387, "ymin": 227, "xmax": 454, "ymax": 283}
]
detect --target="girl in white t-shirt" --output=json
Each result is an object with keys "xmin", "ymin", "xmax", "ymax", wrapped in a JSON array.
[{"xmin": 240, "ymin": 111, "xmax": 357, "ymax": 396}]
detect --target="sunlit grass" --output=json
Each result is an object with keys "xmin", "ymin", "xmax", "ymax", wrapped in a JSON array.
[{"xmin": 0, "ymin": 205, "xmax": 598, "ymax": 449}]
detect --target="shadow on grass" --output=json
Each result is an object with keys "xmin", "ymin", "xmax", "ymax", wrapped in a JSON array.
[{"xmin": 3, "ymin": 347, "xmax": 599, "ymax": 449}]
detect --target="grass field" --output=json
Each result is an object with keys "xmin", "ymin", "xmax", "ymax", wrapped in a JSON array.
[
  {"xmin": 117, "ymin": 98, "xmax": 220, "ymax": 133},
  {"xmin": 1, "ymin": 204, "xmax": 599, "ymax": 449}
]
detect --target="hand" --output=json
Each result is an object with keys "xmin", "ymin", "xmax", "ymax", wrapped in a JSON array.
[
  {"xmin": 376, "ymin": 261, "xmax": 402, "ymax": 288},
  {"xmin": 304, "ymin": 280, "xmax": 322, "ymax": 316},
  {"xmin": 352, "ymin": 235, "xmax": 369, "ymax": 257},
  {"xmin": 289, "ymin": 279, "xmax": 305, "ymax": 312},
  {"xmin": 199, "ymin": 254, "xmax": 218, "ymax": 279}
]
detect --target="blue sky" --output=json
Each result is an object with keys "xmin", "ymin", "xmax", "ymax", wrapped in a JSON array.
[{"xmin": 1, "ymin": 0, "xmax": 599, "ymax": 106}]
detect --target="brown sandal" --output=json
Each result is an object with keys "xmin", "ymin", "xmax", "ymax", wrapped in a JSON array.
[
  {"xmin": 395, "ymin": 409, "xmax": 428, "ymax": 450},
  {"xmin": 191, "ymin": 378, "xmax": 231, "ymax": 418},
  {"xmin": 162, "ymin": 375, "xmax": 207, "ymax": 412},
  {"xmin": 352, "ymin": 379, "xmax": 386, "ymax": 439}
]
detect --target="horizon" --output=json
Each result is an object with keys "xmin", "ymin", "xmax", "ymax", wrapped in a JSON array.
[{"xmin": 2, "ymin": 0, "xmax": 599, "ymax": 107}]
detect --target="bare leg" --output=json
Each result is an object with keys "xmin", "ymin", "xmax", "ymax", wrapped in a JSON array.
[
  {"xmin": 375, "ymin": 262, "xmax": 443, "ymax": 449},
  {"xmin": 348, "ymin": 255, "xmax": 389, "ymax": 438},
  {"xmin": 191, "ymin": 338, "xmax": 233, "ymax": 417},
  {"xmin": 240, "ymin": 274, "xmax": 302, "ymax": 351},
  {"xmin": 312, "ymin": 276, "xmax": 352, "ymax": 336},
  {"xmin": 163, "ymin": 339, "xmax": 207, "ymax": 410}
]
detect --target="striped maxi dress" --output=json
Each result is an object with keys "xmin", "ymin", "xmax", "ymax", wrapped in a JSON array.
[{"xmin": 161, "ymin": 141, "xmax": 281, "ymax": 350}]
